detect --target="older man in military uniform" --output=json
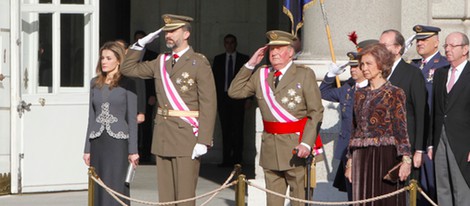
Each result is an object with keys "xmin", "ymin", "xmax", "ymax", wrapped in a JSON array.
[
  {"xmin": 120, "ymin": 14, "xmax": 216, "ymax": 206},
  {"xmin": 229, "ymin": 30, "xmax": 323, "ymax": 206},
  {"xmin": 409, "ymin": 25, "xmax": 449, "ymax": 206},
  {"xmin": 411, "ymin": 25, "xmax": 449, "ymax": 107}
]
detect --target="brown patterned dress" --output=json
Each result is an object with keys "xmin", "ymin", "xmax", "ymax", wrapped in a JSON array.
[{"xmin": 347, "ymin": 81, "xmax": 411, "ymax": 206}]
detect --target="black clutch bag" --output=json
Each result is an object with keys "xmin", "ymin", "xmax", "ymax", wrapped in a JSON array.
[{"xmin": 383, "ymin": 162, "xmax": 402, "ymax": 183}]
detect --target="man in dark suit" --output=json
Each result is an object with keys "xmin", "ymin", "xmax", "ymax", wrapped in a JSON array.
[
  {"xmin": 212, "ymin": 34, "xmax": 250, "ymax": 166},
  {"xmin": 133, "ymin": 31, "xmax": 159, "ymax": 164},
  {"xmin": 409, "ymin": 25, "xmax": 449, "ymax": 205},
  {"xmin": 379, "ymin": 29, "xmax": 427, "ymax": 179},
  {"xmin": 431, "ymin": 32, "xmax": 470, "ymax": 205}
]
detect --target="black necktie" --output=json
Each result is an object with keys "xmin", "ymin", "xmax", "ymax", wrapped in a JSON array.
[
  {"xmin": 227, "ymin": 54, "xmax": 234, "ymax": 84},
  {"xmin": 274, "ymin": 71, "xmax": 282, "ymax": 88},
  {"xmin": 172, "ymin": 54, "xmax": 179, "ymax": 67}
]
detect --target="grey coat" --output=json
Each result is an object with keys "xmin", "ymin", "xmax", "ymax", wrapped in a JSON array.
[{"xmin": 84, "ymin": 76, "xmax": 138, "ymax": 154}]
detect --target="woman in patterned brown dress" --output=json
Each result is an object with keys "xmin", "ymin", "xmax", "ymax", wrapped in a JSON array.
[{"xmin": 344, "ymin": 43, "xmax": 412, "ymax": 206}]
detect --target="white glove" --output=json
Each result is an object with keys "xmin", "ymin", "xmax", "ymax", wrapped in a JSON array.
[
  {"xmin": 403, "ymin": 34, "xmax": 416, "ymax": 55},
  {"xmin": 131, "ymin": 28, "xmax": 163, "ymax": 50},
  {"xmin": 327, "ymin": 62, "xmax": 347, "ymax": 77},
  {"xmin": 191, "ymin": 143, "xmax": 208, "ymax": 159}
]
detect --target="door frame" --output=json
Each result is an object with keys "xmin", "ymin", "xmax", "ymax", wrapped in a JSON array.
[{"xmin": 10, "ymin": 0, "xmax": 99, "ymax": 193}]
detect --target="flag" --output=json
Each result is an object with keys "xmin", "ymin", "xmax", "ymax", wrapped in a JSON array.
[{"xmin": 283, "ymin": 0, "xmax": 316, "ymax": 36}]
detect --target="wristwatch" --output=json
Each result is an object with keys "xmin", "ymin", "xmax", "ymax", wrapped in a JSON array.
[{"xmin": 402, "ymin": 156, "xmax": 412, "ymax": 164}]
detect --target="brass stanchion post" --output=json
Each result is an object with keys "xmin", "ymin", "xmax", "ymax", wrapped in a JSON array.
[
  {"xmin": 409, "ymin": 179, "xmax": 418, "ymax": 206},
  {"xmin": 88, "ymin": 167, "xmax": 96, "ymax": 206},
  {"xmin": 235, "ymin": 174, "xmax": 246, "ymax": 206}
]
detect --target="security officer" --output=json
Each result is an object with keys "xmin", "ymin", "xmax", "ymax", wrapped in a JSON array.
[
  {"xmin": 120, "ymin": 14, "xmax": 217, "ymax": 206},
  {"xmin": 228, "ymin": 30, "xmax": 323, "ymax": 206}
]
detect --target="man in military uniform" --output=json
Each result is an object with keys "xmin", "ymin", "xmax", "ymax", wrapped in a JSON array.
[
  {"xmin": 120, "ymin": 14, "xmax": 216, "ymax": 206},
  {"xmin": 320, "ymin": 50, "xmax": 368, "ymax": 201},
  {"xmin": 411, "ymin": 25, "xmax": 449, "ymax": 107},
  {"xmin": 228, "ymin": 30, "xmax": 323, "ymax": 206},
  {"xmin": 409, "ymin": 25, "xmax": 449, "ymax": 206}
]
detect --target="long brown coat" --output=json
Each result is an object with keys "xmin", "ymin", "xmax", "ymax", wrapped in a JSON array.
[
  {"xmin": 228, "ymin": 64, "xmax": 323, "ymax": 170},
  {"xmin": 120, "ymin": 48, "xmax": 217, "ymax": 157}
]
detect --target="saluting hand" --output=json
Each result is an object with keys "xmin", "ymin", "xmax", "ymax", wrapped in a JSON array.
[{"xmin": 247, "ymin": 46, "xmax": 268, "ymax": 67}]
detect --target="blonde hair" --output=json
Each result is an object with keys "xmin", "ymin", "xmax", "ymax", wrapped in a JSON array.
[{"xmin": 94, "ymin": 41, "xmax": 126, "ymax": 89}]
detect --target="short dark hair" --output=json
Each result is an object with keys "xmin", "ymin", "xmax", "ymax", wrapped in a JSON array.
[
  {"xmin": 134, "ymin": 30, "xmax": 146, "ymax": 37},
  {"xmin": 358, "ymin": 43, "xmax": 395, "ymax": 79},
  {"xmin": 224, "ymin": 34, "xmax": 237, "ymax": 43},
  {"xmin": 382, "ymin": 29, "xmax": 405, "ymax": 55}
]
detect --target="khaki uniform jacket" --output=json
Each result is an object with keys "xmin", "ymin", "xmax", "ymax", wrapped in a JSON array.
[
  {"xmin": 228, "ymin": 64, "xmax": 323, "ymax": 170},
  {"xmin": 121, "ymin": 48, "xmax": 217, "ymax": 157}
]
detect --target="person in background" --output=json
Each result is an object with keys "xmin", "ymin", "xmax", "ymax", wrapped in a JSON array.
[
  {"xmin": 320, "ymin": 51, "xmax": 367, "ymax": 201},
  {"xmin": 409, "ymin": 24, "xmax": 449, "ymax": 206},
  {"xmin": 116, "ymin": 39, "xmax": 149, "ymax": 164},
  {"xmin": 229, "ymin": 30, "xmax": 323, "ymax": 206},
  {"xmin": 121, "ymin": 14, "xmax": 217, "ymax": 206},
  {"xmin": 133, "ymin": 31, "xmax": 159, "ymax": 164},
  {"xmin": 430, "ymin": 31, "xmax": 470, "ymax": 205},
  {"xmin": 345, "ymin": 43, "xmax": 411, "ymax": 206},
  {"xmin": 212, "ymin": 34, "xmax": 250, "ymax": 167},
  {"xmin": 379, "ymin": 29, "xmax": 427, "ymax": 181},
  {"xmin": 83, "ymin": 41, "xmax": 139, "ymax": 206}
]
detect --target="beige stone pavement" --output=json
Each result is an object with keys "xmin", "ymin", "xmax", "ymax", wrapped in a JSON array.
[{"xmin": 0, "ymin": 163, "xmax": 347, "ymax": 206}]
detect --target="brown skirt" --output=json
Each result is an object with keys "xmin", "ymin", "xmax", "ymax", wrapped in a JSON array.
[{"xmin": 351, "ymin": 145, "xmax": 406, "ymax": 206}]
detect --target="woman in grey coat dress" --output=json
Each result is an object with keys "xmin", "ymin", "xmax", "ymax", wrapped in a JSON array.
[{"xmin": 83, "ymin": 41, "xmax": 139, "ymax": 206}]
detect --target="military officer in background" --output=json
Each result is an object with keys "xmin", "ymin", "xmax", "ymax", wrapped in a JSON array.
[
  {"xmin": 320, "ymin": 50, "xmax": 369, "ymax": 201},
  {"xmin": 410, "ymin": 25, "xmax": 449, "ymax": 206},
  {"xmin": 120, "ymin": 14, "xmax": 217, "ymax": 206},
  {"xmin": 228, "ymin": 30, "xmax": 324, "ymax": 206},
  {"xmin": 411, "ymin": 25, "xmax": 449, "ymax": 107}
]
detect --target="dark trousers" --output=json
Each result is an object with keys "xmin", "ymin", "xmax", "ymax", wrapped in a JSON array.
[{"xmin": 218, "ymin": 93, "xmax": 245, "ymax": 165}]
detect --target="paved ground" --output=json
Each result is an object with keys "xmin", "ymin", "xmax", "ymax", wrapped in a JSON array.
[{"xmin": 0, "ymin": 163, "xmax": 347, "ymax": 206}]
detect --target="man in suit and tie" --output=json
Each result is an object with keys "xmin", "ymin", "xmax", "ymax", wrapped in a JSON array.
[
  {"xmin": 121, "ymin": 14, "xmax": 217, "ymax": 206},
  {"xmin": 379, "ymin": 29, "xmax": 427, "ymax": 179},
  {"xmin": 431, "ymin": 32, "xmax": 470, "ymax": 205},
  {"xmin": 229, "ymin": 30, "xmax": 323, "ymax": 206},
  {"xmin": 212, "ymin": 34, "xmax": 250, "ymax": 167},
  {"xmin": 409, "ymin": 25, "xmax": 449, "ymax": 205}
]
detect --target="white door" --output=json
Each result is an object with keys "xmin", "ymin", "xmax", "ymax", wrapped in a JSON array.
[
  {"xmin": 11, "ymin": 0, "xmax": 99, "ymax": 193},
  {"xmin": 0, "ymin": 0, "xmax": 12, "ymax": 195}
]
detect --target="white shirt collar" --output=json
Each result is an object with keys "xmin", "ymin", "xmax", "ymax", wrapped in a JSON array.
[
  {"xmin": 387, "ymin": 58, "xmax": 401, "ymax": 80},
  {"xmin": 356, "ymin": 80, "xmax": 368, "ymax": 88},
  {"xmin": 173, "ymin": 46, "xmax": 190, "ymax": 60},
  {"xmin": 276, "ymin": 61, "xmax": 293, "ymax": 79},
  {"xmin": 423, "ymin": 51, "xmax": 440, "ymax": 63}
]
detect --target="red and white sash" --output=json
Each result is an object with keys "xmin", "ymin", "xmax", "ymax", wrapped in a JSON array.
[
  {"xmin": 260, "ymin": 67, "xmax": 323, "ymax": 155},
  {"xmin": 160, "ymin": 54, "xmax": 199, "ymax": 136}
]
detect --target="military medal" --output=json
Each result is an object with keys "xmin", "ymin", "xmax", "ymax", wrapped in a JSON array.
[{"xmin": 427, "ymin": 69, "xmax": 435, "ymax": 82}]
